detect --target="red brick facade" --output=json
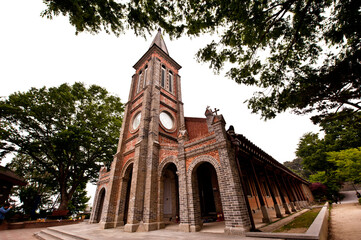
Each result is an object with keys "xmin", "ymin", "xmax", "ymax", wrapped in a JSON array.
[{"xmin": 89, "ymin": 30, "xmax": 314, "ymax": 235}]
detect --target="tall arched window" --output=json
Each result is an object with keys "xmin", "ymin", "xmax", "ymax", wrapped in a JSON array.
[
  {"xmin": 137, "ymin": 71, "xmax": 142, "ymax": 93},
  {"xmin": 161, "ymin": 65, "xmax": 166, "ymax": 88},
  {"xmin": 168, "ymin": 71, "xmax": 173, "ymax": 92},
  {"xmin": 143, "ymin": 65, "xmax": 148, "ymax": 88}
]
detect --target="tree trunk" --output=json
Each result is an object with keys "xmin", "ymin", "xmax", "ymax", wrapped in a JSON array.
[
  {"xmin": 57, "ymin": 179, "xmax": 80, "ymax": 211},
  {"xmin": 58, "ymin": 197, "xmax": 69, "ymax": 211}
]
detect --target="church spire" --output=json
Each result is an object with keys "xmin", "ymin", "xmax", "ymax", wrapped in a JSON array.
[{"xmin": 149, "ymin": 28, "xmax": 169, "ymax": 55}]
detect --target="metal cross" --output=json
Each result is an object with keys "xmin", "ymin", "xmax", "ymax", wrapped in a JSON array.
[{"xmin": 213, "ymin": 108, "xmax": 220, "ymax": 115}]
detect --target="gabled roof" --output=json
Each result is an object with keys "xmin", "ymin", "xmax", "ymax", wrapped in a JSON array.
[{"xmin": 149, "ymin": 28, "xmax": 169, "ymax": 55}]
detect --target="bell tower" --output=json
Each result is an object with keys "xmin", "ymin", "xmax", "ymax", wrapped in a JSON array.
[{"xmin": 95, "ymin": 29, "xmax": 184, "ymax": 232}]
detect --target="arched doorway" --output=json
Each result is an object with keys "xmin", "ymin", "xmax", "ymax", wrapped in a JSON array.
[
  {"xmin": 122, "ymin": 163, "xmax": 133, "ymax": 224},
  {"xmin": 196, "ymin": 162, "xmax": 223, "ymax": 222},
  {"xmin": 162, "ymin": 163, "xmax": 179, "ymax": 224},
  {"xmin": 95, "ymin": 188, "xmax": 106, "ymax": 223}
]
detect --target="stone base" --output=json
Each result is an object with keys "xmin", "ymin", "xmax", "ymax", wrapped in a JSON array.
[
  {"xmin": 158, "ymin": 222, "xmax": 166, "ymax": 229},
  {"xmin": 99, "ymin": 221, "xmax": 117, "ymax": 229},
  {"xmin": 124, "ymin": 222, "xmax": 161, "ymax": 232},
  {"xmin": 124, "ymin": 223, "xmax": 140, "ymax": 232},
  {"xmin": 283, "ymin": 203, "xmax": 291, "ymax": 214},
  {"xmin": 190, "ymin": 224, "xmax": 202, "ymax": 232},
  {"xmin": 224, "ymin": 226, "xmax": 247, "ymax": 235},
  {"xmin": 289, "ymin": 202, "xmax": 297, "ymax": 212},
  {"xmin": 179, "ymin": 223, "xmax": 190, "ymax": 232},
  {"xmin": 274, "ymin": 204, "xmax": 283, "ymax": 218},
  {"xmin": 116, "ymin": 221, "xmax": 125, "ymax": 227},
  {"xmin": 143, "ymin": 222, "xmax": 159, "ymax": 231},
  {"xmin": 261, "ymin": 206, "xmax": 271, "ymax": 223}
]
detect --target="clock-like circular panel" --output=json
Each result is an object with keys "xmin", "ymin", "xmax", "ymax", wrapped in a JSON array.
[
  {"xmin": 159, "ymin": 111, "xmax": 174, "ymax": 130},
  {"xmin": 132, "ymin": 112, "xmax": 141, "ymax": 130}
]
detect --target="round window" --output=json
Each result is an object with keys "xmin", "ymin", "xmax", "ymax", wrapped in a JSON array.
[
  {"xmin": 132, "ymin": 112, "xmax": 141, "ymax": 130},
  {"xmin": 159, "ymin": 111, "xmax": 174, "ymax": 130}
]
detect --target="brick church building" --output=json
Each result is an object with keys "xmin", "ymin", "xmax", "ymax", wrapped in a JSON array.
[{"xmin": 89, "ymin": 30, "xmax": 314, "ymax": 235}]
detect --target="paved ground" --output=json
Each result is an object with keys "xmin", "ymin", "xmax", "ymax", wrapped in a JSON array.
[
  {"xmin": 0, "ymin": 227, "xmax": 47, "ymax": 240},
  {"xmin": 339, "ymin": 190, "xmax": 360, "ymax": 204},
  {"xmin": 329, "ymin": 190, "xmax": 361, "ymax": 240},
  {"xmin": 39, "ymin": 222, "xmax": 280, "ymax": 240},
  {"xmin": 0, "ymin": 222, "xmax": 278, "ymax": 240},
  {"xmin": 1, "ymin": 193, "xmax": 359, "ymax": 240}
]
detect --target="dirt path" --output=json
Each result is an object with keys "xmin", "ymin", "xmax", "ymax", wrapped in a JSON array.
[{"xmin": 329, "ymin": 202, "xmax": 361, "ymax": 240}]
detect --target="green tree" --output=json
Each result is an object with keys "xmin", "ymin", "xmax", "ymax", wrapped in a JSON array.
[
  {"xmin": 0, "ymin": 83, "xmax": 124, "ymax": 210},
  {"xmin": 67, "ymin": 183, "xmax": 90, "ymax": 215},
  {"xmin": 283, "ymin": 157, "xmax": 313, "ymax": 180},
  {"xmin": 7, "ymin": 153, "xmax": 54, "ymax": 217},
  {"xmin": 328, "ymin": 148, "xmax": 361, "ymax": 184},
  {"xmin": 308, "ymin": 170, "xmax": 341, "ymax": 199},
  {"xmin": 42, "ymin": 0, "xmax": 361, "ymax": 122},
  {"xmin": 297, "ymin": 112, "xmax": 361, "ymax": 172},
  {"xmin": 296, "ymin": 113, "xmax": 361, "ymax": 198}
]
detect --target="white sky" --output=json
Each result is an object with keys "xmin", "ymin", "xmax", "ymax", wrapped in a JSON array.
[{"xmin": 1, "ymin": 1, "xmax": 320, "ymax": 205}]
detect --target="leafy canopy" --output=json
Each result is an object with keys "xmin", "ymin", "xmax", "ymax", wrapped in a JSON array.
[
  {"xmin": 0, "ymin": 82, "xmax": 124, "ymax": 210},
  {"xmin": 328, "ymin": 148, "xmax": 361, "ymax": 184},
  {"xmin": 283, "ymin": 157, "xmax": 313, "ymax": 180},
  {"xmin": 7, "ymin": 153, "xmax": 55, "ymax": 217},
  {"xmin": 296, "ymin": 112, "xmax": 361, "ymax": 198},
  {"xmin": 296, "ymin": 112, "xmax": 361, "ymax": 172},
  {"xmin": 42, "ymin": 0, "xmax": 361, "ymax": 122}
]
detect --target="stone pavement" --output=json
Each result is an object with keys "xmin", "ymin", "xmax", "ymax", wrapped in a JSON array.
[
  {"xmin": 0, "ymin": 227, "xmax": 47, "ymax": 240},
  {"xmin": 34, "ymin": 222, "xmax": 280, "ymax": 240},
  {"xmin": 0, "ymin": 222, "xmax": 280, "ymax": 240},
  {"xmin": 339, "ymin": 190, "xmax": 360, "ymax": 204}
]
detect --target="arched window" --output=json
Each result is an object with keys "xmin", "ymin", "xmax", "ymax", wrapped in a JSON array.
[
  {"xmin": 161, "ymin": 65, "xmax": 166, "ymax": 88},
  {"xmin": 168, "ymin": 71, "xmax": 173, "ymax": 92},
  {"xmin": 143, "ymin": 65, "xmax": 148, "ymax": 88},
  {"xmin": 137, "ymin": 71, "xmax": 142, "ymax": 93}
]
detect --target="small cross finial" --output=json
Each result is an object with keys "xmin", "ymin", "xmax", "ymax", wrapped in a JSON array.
[{"xmin": 213, "ymin": 108, "xmax": 220, "ymax": 115}]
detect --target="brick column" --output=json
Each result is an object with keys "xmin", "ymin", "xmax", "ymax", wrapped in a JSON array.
[
  {"xmin": 177, "ymin": 137, "xmax": 191, "ymax": 232},
  {"xmin": 142, "ymin": 82, "xmax": 161, "ymax": 231},
  {"xmin": 206, "ymin": 114, "xmax": 251, "ymax": 235},
  {"xmin": 123, "ymin": 140, "xmax": 148, "ymax": 232}
]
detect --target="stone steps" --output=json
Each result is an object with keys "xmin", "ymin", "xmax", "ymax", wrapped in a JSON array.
[{"xmin": 34, "ymin": 228, "xmax": 88, "ymax": 240}]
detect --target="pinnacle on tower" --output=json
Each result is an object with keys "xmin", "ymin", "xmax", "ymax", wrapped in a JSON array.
[{"xmin": 149, "ymin": 28, "xmax": 169, "ymax": 55}]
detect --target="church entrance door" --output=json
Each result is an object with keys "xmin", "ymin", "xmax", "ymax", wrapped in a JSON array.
[
  {"xmin": 123, "ymin": 164, "xmax": 133, "ymax": 224},
  {"xmin": 196, "ymin": 162, "xmax": 222, "ymax": 222},
  {"xmin": 95, "ymin": 188, "xmax": 106, "ymax": 223},
  {"xmin": 162, "ymin": 163, "xmax": 179, "ymax": 223}
]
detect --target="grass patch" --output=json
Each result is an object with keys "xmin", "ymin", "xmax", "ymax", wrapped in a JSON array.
[{"xmin": 274, "ymin": 208, "xmax": 321, "ymax": 232}]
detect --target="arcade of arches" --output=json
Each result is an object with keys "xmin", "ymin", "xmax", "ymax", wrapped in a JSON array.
[{"xmin": 89, "ymin": 29, "xmax": 314, "ymax": 235}]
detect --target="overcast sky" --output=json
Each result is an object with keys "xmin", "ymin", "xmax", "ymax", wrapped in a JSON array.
[{"xmin": 1, "ymin": 1, "xmax": 320, "ymax": 203}]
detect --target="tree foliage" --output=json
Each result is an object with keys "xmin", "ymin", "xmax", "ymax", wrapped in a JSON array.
[
  {"xmin": 67, "ymin": 182, "xmax": 90, "ymax": 215},
  {"xmin": 309, "ymin": 182, "xmax": 327, "ymax": 201},
  {"xmin": 0, "ymin": 83, "xmax": 124, "ymax": 210},
  {"xmin": 283, "ymin": 157, "xmax": 313, "ymax": 180},
  {"xmin": 296, "ymin": 112, "xmax": 361, "ymax": 172},
  {"xmin": 7, "ymin": 154, "xmax": 54, "ymax": 217},
  {"xmin": 41, "ymin": 0, "xmax": 361, "ymax": 122},
  {"xmin": 297, "ymin": 112, "xmax": 361, "ymax": 198},
  {"xmin": 328, "ymin": 148, "xmax": 361, "ymax": 184}
]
